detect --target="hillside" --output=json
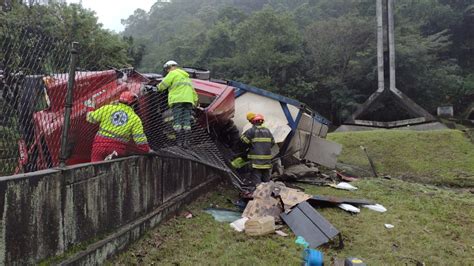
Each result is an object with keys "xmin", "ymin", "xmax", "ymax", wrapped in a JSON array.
[{"xmin": 328, "ymin": 129, "xmax": 474, "ymax": 188}]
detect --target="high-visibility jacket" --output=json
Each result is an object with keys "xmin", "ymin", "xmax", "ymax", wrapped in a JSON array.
[
  {"xmin": 240, "ymin": 124, "xmax": 275, "ymax": 169},
  {"xmin": 158, "ymin": 68, "xmax": 198, "ymax": 107},
  {"xmin": 86, "ymin": 102, "xmax": 149, "ymax": 146}
]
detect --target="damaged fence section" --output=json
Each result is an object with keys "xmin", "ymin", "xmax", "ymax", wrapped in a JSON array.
[
  {"xmin": 0, "ymin": 155, "xmax": 223, "ymax": 265},
  {"xmin": 0, "ymin": 24, "xmax": 231, "ymax": 178}
]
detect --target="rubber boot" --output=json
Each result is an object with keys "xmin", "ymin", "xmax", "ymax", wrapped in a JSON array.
[
  {"xmin": 183, "ymin": 130, "xmax": 191, "ymax": 148},
  {"xmin": 175, "ymin": 130, "xmax": 183, "ymax": 147}
]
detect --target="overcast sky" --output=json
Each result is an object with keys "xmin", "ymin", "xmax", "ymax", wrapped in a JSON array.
[{"xmin": 67, "ymin": 0, "xmax": 156, "ymax": 32}]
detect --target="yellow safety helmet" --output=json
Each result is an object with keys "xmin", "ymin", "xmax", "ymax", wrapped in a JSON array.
[{"xmin": 246, "ymin": 112, "xmax": 256, "ymax": 121}]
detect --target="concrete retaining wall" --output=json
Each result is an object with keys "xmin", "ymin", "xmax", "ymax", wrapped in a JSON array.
[{"xmin": 0, "ymin": 155, "xmax": 222, "ymax": 264}]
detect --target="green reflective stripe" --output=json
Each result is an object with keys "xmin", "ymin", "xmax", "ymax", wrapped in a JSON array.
[
  {"xmin": 252, "ymin": 137, "xmax": 272, "ymax": 143},
  {"xmin": 164, "ymin": 116, "xmax": 174, "ymax": 122},
  {"xmin": 248, "ymin": 154, "xmax": 272, "ymax": 160},
  {"xmin": 96, "ymin": 132, "xmax": 129, "ymax": 143},
  {"xmin": 241, "ymin": 135, "xmax": 250, "ymax": 144},
  {"xmin": 256, "ymin": 125, "xmax": 267, "ymax": 129},
  {"xmin": 133, "ymin": 134, "xmax": 146, "ymax": 138},
  {"xmin": 252, "ymin": 163, "xmax": 272, "ymax": 169},
  {"xmin": 135, "ymin": 140, "xmax": 148, "ymax": 144}
]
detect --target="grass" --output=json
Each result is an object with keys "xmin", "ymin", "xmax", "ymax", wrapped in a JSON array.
[
  {"xmin": 111, "ymin": 180, "xmax": 474, "ymax": 265},
  {"xmin": 328, "ymin": 129, "xmax": 474, "ymax": 188},
  {"xmin": 109, "ymin": 129, "xmax": 474, "ymax": 265}
]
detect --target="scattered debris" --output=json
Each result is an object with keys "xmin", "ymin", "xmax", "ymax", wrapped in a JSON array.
[
  {"xmin": 230, "ymin": 217, "xmax": 249, "ymax": 232},
  {"xmin": 275, "ymin": 230, "xmax": 288, "ymax": 237},
  {"xmin": 243, "ymin": 181, "xmax": 312, "ymax": 220},
  {"xmin": 307, "ymin": 195, "xmax": 374, "ymax": 207},
  {"xmin": 280, "ymin": 164, "xmax": 320, "ymax": 179},
  {"xmin": 383, "ymin": 175, "xmax": 392, "ymax": 180},
  {"xmin": 384, "ymin": 224, "xmax": 395, "ymax": 229},
  {"xmin": 334, "ymin": 171, "xmax": 359, "ymax": 182},
  {"xmin": 344, "ymin": 257, "xmax": 367, "ymax": 266},
  {"xmin": 184, "ymin": 211, "xmax": 193, "ymax": 219},
  {"xmin": 295, "ymin": 236, "xmax": 324, "ymax": 266},
  {"xmin": 281, "ymin": 201, "xmax": 341, "ymax": 248},
  {"xmin": 272, "ymin": 182, "xmax": 312, "ymax": 210},
  {"xmin": 243, "ymin": 182, "xmax": 284, "ymax": 221},
  {"xmin": 330, "ymin": 182, "xmax": 358, "ymax": 191},
  {"xmin": 363, "ymin": 204, "xmax": 387, "ymax": 213},
  {"xmin": 245, "ymin": 216, "xmax": 275, "ymax": 236},
  {"xmin": 338, "ymin": 204, "xmax": 360, "ymax": 213},
  {"xmin": 204, "ymin": 208, "xmax": 242, "ymax": 222}
]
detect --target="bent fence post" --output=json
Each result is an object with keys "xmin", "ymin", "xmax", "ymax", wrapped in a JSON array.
[{"xmin": 59, "ymin": 42, "xmax": 79, "ymax": 167}]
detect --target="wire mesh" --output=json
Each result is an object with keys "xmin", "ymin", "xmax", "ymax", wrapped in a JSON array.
[{"xmin": 1, "ymin": 24, "xmax": 239, "ymax": 185}]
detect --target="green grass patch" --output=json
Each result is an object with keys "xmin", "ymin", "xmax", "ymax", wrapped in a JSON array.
[
  {"xmin": 328, "ymin": 129, "xmax": 474, "ymax": 187},
  {"xmin": 111, "ymin": 180, "xmax": 474, "ymax": 265}
]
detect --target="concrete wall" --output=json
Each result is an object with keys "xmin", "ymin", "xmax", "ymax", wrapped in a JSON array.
[{"xmin": 0, "ymin": 155, "xmax": 222, "ymax": 264}]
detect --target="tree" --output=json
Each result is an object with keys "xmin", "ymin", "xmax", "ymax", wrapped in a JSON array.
[{"xmin": 304, "ymin": 15, "xmax": 375, "ymax": 121}]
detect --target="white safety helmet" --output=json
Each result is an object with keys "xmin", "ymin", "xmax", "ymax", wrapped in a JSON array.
[{"xmin": 163, "ymin": 60, "xmax": 178, "ymax": 69}]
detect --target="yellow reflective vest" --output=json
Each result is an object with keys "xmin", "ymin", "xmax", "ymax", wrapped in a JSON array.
[
  {"xmin": 86, "ymin": 102, "xmax": 148, "ymax": 145},
  {"xmin": 158, "ymin": 68, "xmax": 198, "ymax": 106}
]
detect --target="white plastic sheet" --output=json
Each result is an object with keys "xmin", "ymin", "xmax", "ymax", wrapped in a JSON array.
[
  {"xmin": 363, "ymin": 204, "xmax": 387, "ymax": 213},
  {"xmin": 338, "ymin": 203, "xmax": 360, "ymax": 213},
  {"xmin": 230, "ymin": 217, "xmax": 249, "ymax": 232},
  {"xmin": 330, "ymin": 182, "xmax": 358, "ymax": 191}
]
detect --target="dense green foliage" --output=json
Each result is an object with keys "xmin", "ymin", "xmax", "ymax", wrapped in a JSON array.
[
  {"xmin": 123, "ymin": 0, "xmax": 474, "ymax": 122},
  {"xmin": 0, "ymin": 1, "xmax": 134, "ymax": 72}
]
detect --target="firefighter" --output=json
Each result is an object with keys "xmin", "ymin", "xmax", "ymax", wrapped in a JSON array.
[
  {"xmin": 240, "ymin": 113, "xmax": 275, "ymax": 185},
  {"xmin": 86, "ymin": 91, "xmax": 151, "ymax": 162},
  {"xmin": 158, "ymin": 60, "xmax": 198, "ymax": 147},
  {"xmin": 230, "ymin": 112, "xmax": 256, "ymax": 169}
]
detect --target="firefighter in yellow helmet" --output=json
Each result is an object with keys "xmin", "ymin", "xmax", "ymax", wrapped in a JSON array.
[
  {"xmin": 86, "ymin": 91, "xmax": 151, "ymax": 162},
  {"xmin": 239, "ymin": 113, "xmax": 275, "ymax": 185}
]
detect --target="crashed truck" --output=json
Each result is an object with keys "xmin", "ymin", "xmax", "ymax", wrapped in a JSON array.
[{"xmin": 9, "ymin": 67, "xmax": 341, "ymax": 177}]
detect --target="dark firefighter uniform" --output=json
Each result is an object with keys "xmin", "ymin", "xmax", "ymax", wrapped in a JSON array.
[{"xmin": 240, "ymin": 123, "xmax": 275, "ymax": 185}]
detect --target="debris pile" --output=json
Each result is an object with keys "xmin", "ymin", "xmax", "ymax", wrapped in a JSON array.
[{"xmin": 204, "ymin": 178, "xmax": 389, "ymax": 261}]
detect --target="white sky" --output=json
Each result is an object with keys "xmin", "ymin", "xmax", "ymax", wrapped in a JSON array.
[{"xmin": 67, "ymin": 0, "xmax": 157, "ymax": 32}]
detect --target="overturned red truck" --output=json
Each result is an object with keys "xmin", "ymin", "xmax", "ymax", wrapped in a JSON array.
[{"xmin": 12, "ymin": 68, "xmax": 340, "ymax": 174}]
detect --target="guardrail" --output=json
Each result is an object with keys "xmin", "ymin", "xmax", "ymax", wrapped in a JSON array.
[{"xmin": 0, "ymin": 155, "xmax": 223, "ymax": 264}]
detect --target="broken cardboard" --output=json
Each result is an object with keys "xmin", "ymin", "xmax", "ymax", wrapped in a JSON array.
[
  {"xmin": 245, "ymin": 216, "xmax": 275, "ymax": 236},
  {"xmin": 243, "ymin": 181, "xmax": 310, "ymax": 219},
  {"xmin": 272, "ymin": 182, "xmax": 311, "ymax": 210},
  {"xmin": 243, "ymin": 182, "xmax": 284, "ymax": 220}
]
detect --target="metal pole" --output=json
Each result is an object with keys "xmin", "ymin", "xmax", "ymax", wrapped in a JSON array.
[
  {"xmin": 376, "ymin": 0, "xmax": 385, "ymax": 92},
  {"xmin": 387, "ymin": 0, "xmax": 396, "ymax": 91},
  {"xmin": 59, "ymin": 42, "xmax": 79, "ymax": 168}
]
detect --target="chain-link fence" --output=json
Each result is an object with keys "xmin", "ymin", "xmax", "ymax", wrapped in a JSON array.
[{"xmin": 1, "ymin": 24, "xmax": 240, "ymax": 187}]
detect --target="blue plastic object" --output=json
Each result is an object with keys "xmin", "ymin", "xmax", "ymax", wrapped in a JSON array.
[
  {"xmin": 295, "ymin": 236, "xmax": 324, "ymax": 266},
  {"xmin": 304, "ymin": 249, "xmax": 323, "ymax": 266}
]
